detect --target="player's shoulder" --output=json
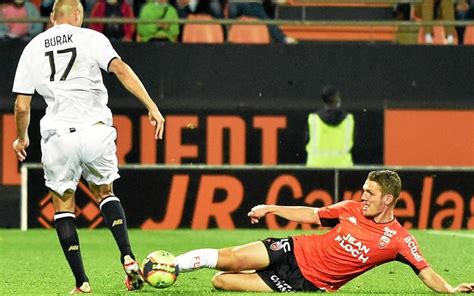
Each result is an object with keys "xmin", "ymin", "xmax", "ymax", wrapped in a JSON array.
[
  {"xmin": 51, "ymin": 25, "xmax": 110, "ymax": 43},
  {"xmin": 19, "ymin": 32, "xmax": 46, "ymax": 58},
  {"xmin": 24, "ymin": 29, "xmax": 49, "ymax": 49},
  {"xmin": 388, "ymin": 220, "xmax": 414, "ymax": 242},
  {"xmin": 389, "ymin": 218, "xmax": 408, "ymax": 231},
  {"xmin": 77, "ymin": 26, "xmax": 101, "ymax": 36},
  {"xmin": 394, "ymin": 223, "xmax": 413, "ymax": 238},
  {"xmin": 79, "ymin": 27, "xmax": 111, "ymax": 42},
  {"xmin": 340, "ymin": 200, "xmax": 360, "ymax": 209},
  {"xmin": 328, "ymin": 200, "xmax": 360, "ymax": 213}
]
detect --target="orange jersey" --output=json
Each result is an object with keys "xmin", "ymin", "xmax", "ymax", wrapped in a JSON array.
[{"xmin": 292, "ymin": 200, "xmax": 429, "ymax": 291}]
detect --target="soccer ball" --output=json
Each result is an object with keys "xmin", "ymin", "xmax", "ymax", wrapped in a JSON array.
[{"xmin": 142, "ymin": 250, "xmax": 178, "ymax": 289}]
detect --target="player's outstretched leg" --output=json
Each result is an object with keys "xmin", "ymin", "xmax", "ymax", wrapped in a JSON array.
[
  {"xmin": 175, "ymin": 249, "xmax": 218, "ymax": 272},
  {"xmin": 98, "ymin": 194, "xmax": 144, "ymax": 290},
  {"xmin": 175, "ymin": 241, "xmax": 269, "ymax": 272},
  {"xmin": 212, "ymin": 272, "xmax": 273, "ymax": 292},
  {"xmin": 54, "ymin": 212, "xmax": 91, "ymax": 293},
  {"xmin": 175, "ymin": 242, "xmax": 272, "ymax": 292}
]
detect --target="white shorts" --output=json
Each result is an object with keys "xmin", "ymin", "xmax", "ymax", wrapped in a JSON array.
[{"xmin": 41, "ymin": 124, "xmax": 120, "ymax": 196}]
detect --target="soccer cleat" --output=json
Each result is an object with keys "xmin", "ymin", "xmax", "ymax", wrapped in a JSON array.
[
  {"xmin": 174, "ymin": 263, "xmax": 180, "ymax": 276},
  {"xmin": 69, "ymin": 282, "xmax": 91, "ymax": 294},
  {"xmin": 123, "ymin": 255, "xmax": 145, "ymax": 291}
]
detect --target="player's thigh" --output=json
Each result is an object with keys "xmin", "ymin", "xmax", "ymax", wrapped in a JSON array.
[
  {"xmin": 212, "ymin": 271, "xmax": 273, "ymax": 292},
  {"xmin": 88, "ymin": 182, "xmax": 114, "ymax": 203},
  {"xmin": 51, "ymin": 190, "xmax": 76, "ymax": 213},
  {"xmin": 41, "ymin": 134, "xmax": 82, "ymax": 196},
  {"xmin": 81, "ymin": 125, "xmax": 119, "ymax": 189},
  {"xmin": 217, "ymin": 241, "xmax": 269, "ymax": 271}
]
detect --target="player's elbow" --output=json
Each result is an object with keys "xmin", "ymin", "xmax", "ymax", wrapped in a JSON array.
[
  {"xmin": 312, "ymin": 208, "xmax": 322, "ymax": 225},
  {"xmin": 14, "ymin": 99, "xmax": 30, "ymax": 114}
]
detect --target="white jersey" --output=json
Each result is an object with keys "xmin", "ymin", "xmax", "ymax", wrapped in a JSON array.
[{"xmin": 12, "ymin": 24, "xmax": 119, "ymax": 138}]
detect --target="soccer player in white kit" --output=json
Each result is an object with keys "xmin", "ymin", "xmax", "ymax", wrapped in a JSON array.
[{"xmin": 12, "ymin": 0, "xmax": 165, "ymax": 293}]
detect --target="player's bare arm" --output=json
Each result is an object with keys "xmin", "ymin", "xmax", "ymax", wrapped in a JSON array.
[
  {"xmin": 248, "ymin": 204, "xmax": 321, "ymax": 225},
  {"xmin": 108, "ymin": 58, "xmax": 165, "ymax": 139},
  {"xmin": 418, "ymin": 267, "xmax": 474, "ymax": 293},
  {"xmin": 13, "ymin": 94, "xmax": 32, "ymax": 161}
]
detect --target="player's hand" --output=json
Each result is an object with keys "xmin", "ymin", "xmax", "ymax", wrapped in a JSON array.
[
  {"xmin": 149, "ymin": 108, "xmax": 165, "ymax": 140},
  {"xmin": 248, "ymin": 205, "xmax": 271, "ymax": 224},
  {"xmin": 453, "ymin": 283, "xmax": 474, "ymax": 293},
  {"xmin": 13, "ymin": 136, "xmax": 29, "ymax": 162}
]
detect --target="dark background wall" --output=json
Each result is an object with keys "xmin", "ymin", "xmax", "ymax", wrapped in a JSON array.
[
  {"xmin": 1, "ymin": 41, "xmax": 473, "ymax": 228},
  {"xmin": 1, "ymin": 41, "xmax": 474, "ymax": 112}
]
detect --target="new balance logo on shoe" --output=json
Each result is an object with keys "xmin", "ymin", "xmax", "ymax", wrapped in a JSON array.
[
  {"xmin": 68, "ymin": 245, "xmax": 79, "ymax": 251},
  {"xmin": 112, "ymin": 219, "xmax": 123, "ymax": 227}
]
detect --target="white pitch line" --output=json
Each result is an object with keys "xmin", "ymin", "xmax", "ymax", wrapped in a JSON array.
[{"xmin": 425, "ymin": 230, "xmax": 474, "ymax": 239}]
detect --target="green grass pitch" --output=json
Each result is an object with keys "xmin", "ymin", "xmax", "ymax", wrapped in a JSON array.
[{"xmin": 0, "ymin": 229, "xmax": 472, "ymax": 295}]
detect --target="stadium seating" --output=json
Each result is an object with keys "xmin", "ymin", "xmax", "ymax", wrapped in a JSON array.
[
  {"xmin": 276, "ymin": 1, "xmax": 397, "ymax": 42},
  {"xmin": 286, "ymin": 0, "xmax": 391, "ymax": 7},
  {"xmin": 281, "ymin": 25, "xmax": 397, "ymax": 41},
  {"xmin": 182, "ymin": 14, "xmax": 225, "ymax": 44},
  {"xmin": 228, "ymin": 16, "xmax": 271, "ymax": 44},
  {"xmin": 417, "ymin": 26, "xmax": 458, "ymax": 45},
  {"xmin": 276, "ymin": 2, "xmax": 394, "ymax": 22},
  {"xmin": 463, "ymin": 26, "xmax": 474, "ymax": 45}
]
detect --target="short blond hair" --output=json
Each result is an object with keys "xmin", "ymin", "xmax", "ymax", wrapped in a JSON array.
[
  {"xmin": 51, "ymin": 0, "xmax": 82, "ymax": 21},
  {"xmin": 367, "ymin": 170, "xmax": 402, "ymax": 200}
]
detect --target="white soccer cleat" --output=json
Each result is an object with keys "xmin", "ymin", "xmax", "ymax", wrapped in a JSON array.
[
  {"xmin": 123, "ymin": 255, "xmax": 145, "ymax": 291},
  {"xmin": 69, "ymin": 282, "xmax": 91, "ymax": 294}
]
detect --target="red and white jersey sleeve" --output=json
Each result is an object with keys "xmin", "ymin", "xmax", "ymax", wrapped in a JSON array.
[
  {"xmin": 292, "ymin": 200, "xmax": 429, "ymax": 291},
  {"xmin": 317, "ymin": 200, "xmax": 353, "ymax": 227},
  {"xmin": 12, "ymin": 24, "xmax": 119, "ymax": 137}
]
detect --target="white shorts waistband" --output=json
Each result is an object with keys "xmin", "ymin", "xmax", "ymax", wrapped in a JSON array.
[{"xmin": 41, "ymin": 123, "xmax": 107, "ymax": 140}]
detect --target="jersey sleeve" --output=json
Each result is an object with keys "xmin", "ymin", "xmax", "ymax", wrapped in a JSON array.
[
  {"xmin": 12, "ymin": 44, "xmax": 35, "ymax": 95},
  {"xmin": 91, "ymin": 31, "xmax": 120, "ymax": 71},
  {"xmin": 396, "ymin": 233, "xmax": 430, "ymax": 274},
  {"xmin": 317, "ymin": 200, "xmax": 353, "ymax": 227}
]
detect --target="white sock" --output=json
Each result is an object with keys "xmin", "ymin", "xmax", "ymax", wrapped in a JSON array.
[{"xmin": 175, "ymin": 249, "xmax": 218, "ymax": 272}]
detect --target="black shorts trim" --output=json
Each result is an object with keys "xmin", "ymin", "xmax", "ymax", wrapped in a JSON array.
[{"xmin": 257, "ymin": 237, "xmax": 322, "ymax": 292}]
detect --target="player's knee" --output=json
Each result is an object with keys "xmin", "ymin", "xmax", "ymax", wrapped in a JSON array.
[
  {"xmin": 217, "ymin": 249, "xmax": 244, "ymax": 271},
  {"xmin": 88, "ymin": 183, "xmax": 114, "ymax": 203},
  {"xmin": 211, "ymin": 272, "xmax": 227, "ymax": 290}
]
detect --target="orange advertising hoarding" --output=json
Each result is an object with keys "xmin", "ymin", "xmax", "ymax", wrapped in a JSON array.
[
  {"xmin": 25, "ymin": 167, "xmax": 473, "ymax": 230},
  {"xmin": 385, "ymin": 110, "xmax": 474, "ymax": 166}
]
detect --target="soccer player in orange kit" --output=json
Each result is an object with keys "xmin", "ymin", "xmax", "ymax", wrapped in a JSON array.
[{"xmin": 174, "ymin": 170, "xmax": 473, "ymax": 293}]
